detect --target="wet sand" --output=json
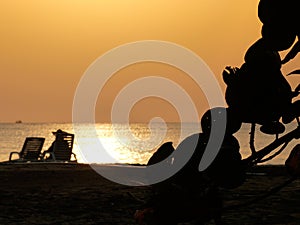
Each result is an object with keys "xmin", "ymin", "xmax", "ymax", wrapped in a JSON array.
[{"xmin": 0, "ymin": 163, "xmax": 299, "ymax": 225}]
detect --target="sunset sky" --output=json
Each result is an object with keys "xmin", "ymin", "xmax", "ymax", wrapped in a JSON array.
[{"xmin": 0, "ymin": 0, "xmax": 299, "ymax": 123}]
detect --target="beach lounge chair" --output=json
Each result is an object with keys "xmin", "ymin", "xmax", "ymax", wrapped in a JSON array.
[
  {"xmin": 44, "ymin": 132, "xmax": 77, "ymax": 162},
  {"xmin": 9, "ymin": 137, "xmax": 45, "ymax": 162}
]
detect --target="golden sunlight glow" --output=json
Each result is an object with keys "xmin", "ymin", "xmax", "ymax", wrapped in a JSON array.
[{"xmin": 1, "ymin": 0, "xmax": 298, "ymax": 122}]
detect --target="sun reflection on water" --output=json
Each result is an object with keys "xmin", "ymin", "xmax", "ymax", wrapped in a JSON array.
[
  {"xmin": 73, "ymin": 123, "xmax": 187, "ymax": 164},
  {"xmin": 1, "ymin": 122, "xmax": 297, "ymax": 165}
]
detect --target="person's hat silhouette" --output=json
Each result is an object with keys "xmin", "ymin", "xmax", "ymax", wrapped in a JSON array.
[{"xmin": 52, "ymin": 129, "xmax": 64, "ymax": 135}]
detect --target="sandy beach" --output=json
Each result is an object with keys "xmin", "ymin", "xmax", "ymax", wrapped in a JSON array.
[{"xmin": 0, "ymin": 163, "xmax": 300, "ymax": 225}]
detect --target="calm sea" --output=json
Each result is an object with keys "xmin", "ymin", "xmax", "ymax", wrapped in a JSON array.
[{"xmin": 0, "ymin": 122, "xmax": 298, "ymax": 165}]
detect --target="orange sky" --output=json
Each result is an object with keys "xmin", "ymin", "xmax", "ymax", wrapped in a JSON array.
[{"xmin": 0, "ymin": 0, "xmax": 299, "ymax": 122}]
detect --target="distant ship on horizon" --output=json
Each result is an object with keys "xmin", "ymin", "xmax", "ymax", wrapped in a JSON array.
[{"xmin": 15, "ymin": 120, "xmax": 22, "ymax": 124}]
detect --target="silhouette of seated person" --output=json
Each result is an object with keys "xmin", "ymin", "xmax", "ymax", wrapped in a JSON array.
[
  {"xmin": 139, "ymin": 108, "xmax": 245, "ymax": 225},
  {"xmin": 43, "ymin": 129, "xmax": 69, "ymax": 160}
]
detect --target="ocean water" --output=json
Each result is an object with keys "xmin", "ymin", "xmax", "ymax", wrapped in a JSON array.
[{"xmin": 0, "ymin": 122, "xmax": 298, "ymax": 165}]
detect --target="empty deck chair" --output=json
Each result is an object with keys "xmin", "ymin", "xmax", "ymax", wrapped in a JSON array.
[
  {"xmin": 9, "ymin": 137, "xmax": 45, "ymax": 162},
  {"xmin": 44, "ymin": 132, "xmax": 77, "ymax": 162}
]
